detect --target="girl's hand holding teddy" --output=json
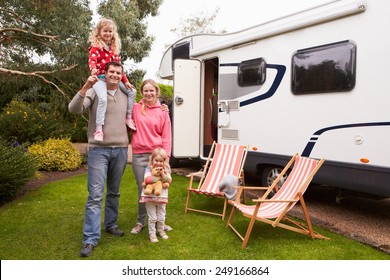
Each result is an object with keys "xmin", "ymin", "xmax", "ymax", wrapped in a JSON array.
[{"xmin": 142, "ymin": 166, "xmax": 168, "ymax": 196}]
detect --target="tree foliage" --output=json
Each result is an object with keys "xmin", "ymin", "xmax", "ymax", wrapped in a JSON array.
[
  {"xmin": 0, "ymin": 0, "xmax": 93, "ymax": 109},
  {"xmin": 0, "ymin": 0, "xmax": 92, "ymax": 70},
  {"xmin": 0, "ymin": 0, "xmax": 162, "ymax": 112},
  {"xmin": 170, "ymin": 8, "xmax": 221, "ymax": 38}
]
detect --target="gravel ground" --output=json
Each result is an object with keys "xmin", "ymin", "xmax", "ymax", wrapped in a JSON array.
[
  {"xmin": 171, "ymin": 160, "xmax": 390, "ymax": 255},
  {"xmin": 285, "ymin": 186, "xmax": 390, "ymax": 254}
]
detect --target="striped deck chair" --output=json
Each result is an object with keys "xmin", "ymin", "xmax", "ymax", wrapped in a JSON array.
[
  {"xmin": 185, "ymin": 141, "xmax": 248, "ymax": 220},
  {"xmin": 227, "ymin": 153, "xmax": 328, "ymax": 248}
]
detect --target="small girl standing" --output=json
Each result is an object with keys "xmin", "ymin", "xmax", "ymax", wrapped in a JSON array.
[
  {"xmin": 140, "ymin": 147, "xmax": 172, "ymax": 243},
  {"xmin": 88, "ymin": 17, "xmax": 136, "ymax": 141}
]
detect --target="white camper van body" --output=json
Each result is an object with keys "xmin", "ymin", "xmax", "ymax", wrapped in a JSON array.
[{"xmin": 158, "ymin": 0, "xmax": 390, "ymax": 197}]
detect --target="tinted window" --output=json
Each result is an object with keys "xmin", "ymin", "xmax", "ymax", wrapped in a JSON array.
[
  {"xmin": 238, "ymin": 58, "xmax": 266, "ymax": 86},
  {"xmin": 291, "ymin": 40, "xmax": 356, "ymax": 94},
  {"xmin": 172, "ymin": 41, "xmax": 190, "ymax": 61}
]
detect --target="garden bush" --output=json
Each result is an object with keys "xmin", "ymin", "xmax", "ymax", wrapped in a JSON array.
[
  {"xmin": 0, "ymin": 138, "xmax": 39, "ymax": 204},
  {"xmin": 0, "ymin": 98, "xmax": 72, "ymax": 143},
  {"xmin": 69, "ymin": 115, "xmax": 88, "ymax": 143},
  {"xmin": 159, "ymin": 83, "xmax": 173, "ymax": 105},
  {"xmin": 28, "ymin": 138, "xmax": 82, "ymax": 171}
]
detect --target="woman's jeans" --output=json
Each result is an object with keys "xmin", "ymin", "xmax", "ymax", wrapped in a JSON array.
[
  {"xmin": 131, "ymin": 153, "xmax": 150, "ymax": 226},
  {"xmin": 82, "ymin": 146, "xmax": 128, "ymax": 246}
]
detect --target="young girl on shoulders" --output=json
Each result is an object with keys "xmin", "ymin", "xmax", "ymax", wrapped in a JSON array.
[
  {"xmin": 140, "ymin": 147, "xmax": 172, "ymax": 243},
  {"xmin": 88, "ymin": 17, "xmax": 136, "ymax": 141}
]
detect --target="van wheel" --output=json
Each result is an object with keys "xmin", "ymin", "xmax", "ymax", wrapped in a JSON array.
[
  {"xmin": 261, "ymin": 166, "xmax": 288, "ymax": 188},
  {"xmin": 169, "ymin": 156, "xmax": 180, "ymax": 168}
]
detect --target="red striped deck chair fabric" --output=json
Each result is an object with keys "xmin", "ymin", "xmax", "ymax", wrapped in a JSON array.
[
  {"xmin": 185, "ymin": 141, "xmax": 248, "ymax": 220},
  {"xmin": 227, "ymin": 154, "xmax": 328, "ymax": 248}
]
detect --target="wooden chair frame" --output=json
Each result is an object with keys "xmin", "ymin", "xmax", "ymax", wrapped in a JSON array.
[
  {"xmin": 185, "ymin": 141, "xmax": 248, "ymax": 220},
  {"xmin": 227, "ymin": 154, "xmax": 329, "ymax": 248}
]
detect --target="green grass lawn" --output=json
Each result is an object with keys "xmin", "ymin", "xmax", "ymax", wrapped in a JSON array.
[{"xmin": 0, "ymin": 164, "xmax": 389, "ymax": 260}]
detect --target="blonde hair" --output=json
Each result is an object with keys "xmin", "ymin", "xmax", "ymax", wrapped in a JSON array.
[
  {"xmin": 88, "ymin": 17, "xmax": 121, "ymax": 54},
  {"xmin": 140, "ymin": 79, "xmax": 161, "ymax": 115},
  {"xmin": 148, "ymin": 147, "xmax": 170, "ymax": 170}
]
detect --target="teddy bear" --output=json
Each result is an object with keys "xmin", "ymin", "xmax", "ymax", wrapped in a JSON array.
[{"xmin": 142, "ymin": 167, "xmax": 169, "ymax": 196}]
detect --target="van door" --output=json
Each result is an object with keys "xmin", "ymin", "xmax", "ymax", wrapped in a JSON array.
[{"xmin": 172, "ymin": 59, "xmax": 201, "ymax": 158}]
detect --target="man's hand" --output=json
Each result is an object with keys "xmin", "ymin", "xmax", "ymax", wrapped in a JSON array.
[
  {"xmin": 161, "ymin": 104, "xmax": 169, "ymax": 112},
  {"xmin": 79, "ymin": 75, "xmax": 98, "ymax": 96}
]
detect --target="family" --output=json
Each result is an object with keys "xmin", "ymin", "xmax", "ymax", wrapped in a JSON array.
[{"xmin": 68, "ymin": 18, "xmax": 172, "ymax": 258}]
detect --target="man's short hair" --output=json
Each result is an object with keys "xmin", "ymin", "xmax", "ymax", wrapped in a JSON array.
[{"xmin": 105, "ymin": 61, "xmax": 123, "ymax": 73}]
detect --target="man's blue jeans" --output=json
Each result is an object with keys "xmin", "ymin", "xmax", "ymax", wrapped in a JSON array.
[{"xmin": 82, "ymin": 146, "xmax": 128, "ymax": 246}]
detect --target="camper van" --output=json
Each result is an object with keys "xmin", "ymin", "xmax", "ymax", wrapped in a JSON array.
[{"xmin": 158, "ymin": 0, "xmax": 390, "ymax": 198}]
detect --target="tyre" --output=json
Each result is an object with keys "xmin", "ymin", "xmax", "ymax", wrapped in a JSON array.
[
  {"xmin": 169, "ymin": 155, "xmax": 180, "ymax": 168},
  {"xmin": 261, "ymin": 166, "xmax": 289, "ymax": 188}
]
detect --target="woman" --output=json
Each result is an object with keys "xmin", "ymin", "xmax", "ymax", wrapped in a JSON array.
[{"xmin": 130, "ymin": 79, "xmax": 172, "ymax": 235}]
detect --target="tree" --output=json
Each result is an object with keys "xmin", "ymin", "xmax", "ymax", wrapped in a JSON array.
[
  {"xmin": 0, "ymin": 0, "xmax": 163, "ymax": 143},
  {"xmin": 0, "ymin": 0, "xmax": 163, "ymax": 108},
  {"xmin": 170, "ymin": 8, "xmax": 221, "ymax": 38},
  {"xmin": 127, "ymin": 68, "xmax": 146, "ymax": 88},
  {"xmin": 0, "ymin": 0, "xmax": 92, "ymax": 107}
]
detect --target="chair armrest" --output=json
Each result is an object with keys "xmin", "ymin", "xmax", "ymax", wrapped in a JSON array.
[
  {"xmin": 187, "ymin": 171, "xmax": 204, "ymax": 190},
  {"xmin": 252, "ymin": 198, "xmax": 298, "ymax": 203},
  {"xmin": 233, "ymin": 186, "xmax": 269, "ymax": 190},
  {"xmin": 230, "ymin": 186, "xmax": 271, "ymax": 204},
  {"xmin": 186, "ymin": 171, "xmax": 203, "ymax": 178}
]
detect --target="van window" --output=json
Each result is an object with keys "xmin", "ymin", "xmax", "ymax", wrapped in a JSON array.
[
  {"xmin": 172, "ymin": 41, "xmax": 190, "ymax": 60},
  {"xmin": 172, "ymin": 41, "xmax": 190, "ymax": 68},
  {"xmin": 238, "ymin": 58, "xmax": 266, "ymax": 86},
  {"xmin": 291, "ymin": 40, "xmax": 356, "ymax": 94}
]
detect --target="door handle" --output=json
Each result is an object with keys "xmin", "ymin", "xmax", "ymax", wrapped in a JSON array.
[{"xmin": 175, "ymin": 96, "xmax": 184, "ymax": 105}]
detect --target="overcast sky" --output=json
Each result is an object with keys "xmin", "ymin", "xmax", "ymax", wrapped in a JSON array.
[
  {"xmin": 93, "ymin": 0, "xmax": 331, "ymax": 82},
  {"xmin": 134, "ymin": 0, "xmax": 331, "ymax": 82}
]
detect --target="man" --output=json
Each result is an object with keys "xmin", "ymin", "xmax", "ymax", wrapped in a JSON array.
[{"xmin": 69, "ymin": 61, "xmax": 129, "ymax": 257}]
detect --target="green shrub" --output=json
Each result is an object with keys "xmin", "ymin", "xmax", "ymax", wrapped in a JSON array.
[
  {"xmin": 159, "ymin": 83, "xmax": 173, "ymax": 105},
  {"xmin": 0, "ymin": 139, "xmax": 39, "ymax": 204},
  {"xmin": 0, "ymin": 98, "xmax": 72, "ymax": 143},
  {"xmin": 69, "ymin": 115, "xmax": 88, "ymax": 143},
  {"xmin": 28, "ymin": 138, "xmax": 82, "ymax": 171}
]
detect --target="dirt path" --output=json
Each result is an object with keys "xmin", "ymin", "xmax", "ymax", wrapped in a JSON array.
[{"xmin": 22, "ymin": 166, "xmax": 88, "ymax": 192}]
